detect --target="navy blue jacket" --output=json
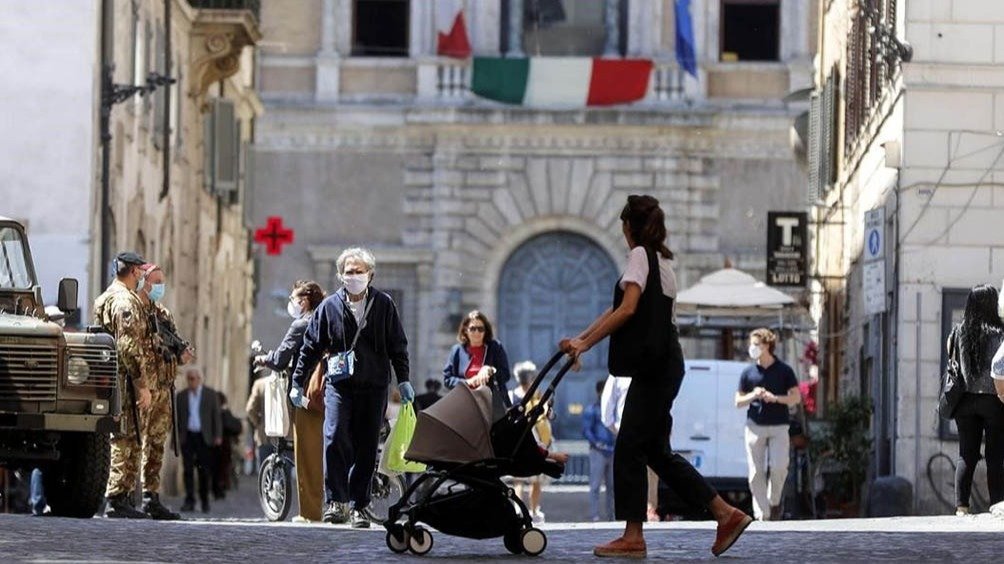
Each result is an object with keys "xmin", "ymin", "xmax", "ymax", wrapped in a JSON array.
[
  {"xmin": 292, "ymin": 288, "xmax": 409, "ymax": 390},
  {"xmin": 442, "ymin": 340, "xmax": 511, "ymax": 391},
  {"xmin": 263, "ymin": 316, "xmax": 308, "ymax": 373}
]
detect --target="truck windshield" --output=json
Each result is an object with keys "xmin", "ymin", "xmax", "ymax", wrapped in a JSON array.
[{"xmin": 0, "ymin": 227, "xmax": 33, "ymax": 289}]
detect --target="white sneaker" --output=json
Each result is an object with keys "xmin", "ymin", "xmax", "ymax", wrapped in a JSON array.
[{"xmin": 532, "ymin": 510, "xmax": 545, "ymax": 524}]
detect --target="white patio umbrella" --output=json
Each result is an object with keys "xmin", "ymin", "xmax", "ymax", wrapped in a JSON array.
[{"xmin": 675, "ymin": 268, "xmax": 808, "ymax": 328}]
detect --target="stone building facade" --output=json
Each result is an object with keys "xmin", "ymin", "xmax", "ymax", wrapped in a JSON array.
[
  {"xmin": 99, "ymin": 0, "xmax": 262, "ymax": 411},
  {"xmin": 253, "ymin": 0, "xmax": 812, "ymax": 439},
  {"xmin": 808, "ymin": 0, "xmax": 1004, "ymax": 513}
]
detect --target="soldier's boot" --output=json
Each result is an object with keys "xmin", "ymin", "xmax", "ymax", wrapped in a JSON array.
[
  {"xmin": 142, "ymin": 492, "xmax": 181, "ymax": 521},
  {"xmin": 104, "ymin": 493, "xmax": 150, "ymax": 519}
]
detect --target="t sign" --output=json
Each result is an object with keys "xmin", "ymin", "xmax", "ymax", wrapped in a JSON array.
[
  {"xmin": 766, "ymin": 212, "xmax": 808, "ymax": 288},
  {"xmin": 775, "ymin": 216, "xmax": 800, "ymax": 246}
]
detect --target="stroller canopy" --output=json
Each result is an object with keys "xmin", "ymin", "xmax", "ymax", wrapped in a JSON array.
[{"xmin": 406, "ymin": 384, "xmax": 496, "ymax": 464}]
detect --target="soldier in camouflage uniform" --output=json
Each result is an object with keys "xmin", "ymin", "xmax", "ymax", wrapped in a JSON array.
[
  {"xmin": 136, "ymin": 263, "xmax": 190, "ymax": 520},
  {"xmin": 93, "ymin": 252, "xmax": 156, "ymax": 519}
]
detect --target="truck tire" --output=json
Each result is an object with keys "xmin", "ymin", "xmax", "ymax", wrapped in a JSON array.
[{"xmin": 44, "ymin": 432, "xmax": 111, "ymax": 518}]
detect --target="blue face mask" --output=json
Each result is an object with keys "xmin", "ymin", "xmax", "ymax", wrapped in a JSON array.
[{"xmin": 148, "ymin": 283, "xmax": 166, "ymax": 302}]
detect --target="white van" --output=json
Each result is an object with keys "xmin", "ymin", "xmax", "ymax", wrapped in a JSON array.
[{"xmin": 659, "ymin": 359, "xmax": 753, "ymax": 518}]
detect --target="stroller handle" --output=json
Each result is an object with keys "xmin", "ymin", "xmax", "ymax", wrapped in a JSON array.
[
  {"xmin": 520, "ymin": 351, "xmax": 567, "ymax": 404},
  {"xmin": 521, "ymin": 351, "xmax": 576, "ymax": 420}
]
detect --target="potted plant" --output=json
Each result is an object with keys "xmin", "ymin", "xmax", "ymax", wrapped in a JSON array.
[{"xmin": 812, "ymin": 396, "xmax": 873, "ymax": 516}]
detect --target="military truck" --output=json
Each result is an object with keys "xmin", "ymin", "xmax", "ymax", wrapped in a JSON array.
[{"xmin": 0, "ymin": 217, "xmax": 119, "ymax": 517}]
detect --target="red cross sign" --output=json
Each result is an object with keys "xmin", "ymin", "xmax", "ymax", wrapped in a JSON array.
[{"xmin": 254, "ymin": 216, "xmax": 294, "ymax": 255}]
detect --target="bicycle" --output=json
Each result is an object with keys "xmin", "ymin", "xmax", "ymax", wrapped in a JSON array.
[
  {"xmin": 258, "ymin": 437, "xmax": 295, "ymax": 521},
  {"xmin": 926, "ymin": 451, "xmax": 990, "ymax": 512},
  {"xmin": 256, "ymin": 425, "xmax": 405, "ymax": 522}
]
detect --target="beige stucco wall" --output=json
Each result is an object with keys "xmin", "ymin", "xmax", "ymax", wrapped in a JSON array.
[{"xmin": 99, "ymin": 0, "xmax": 261, "ymax": 494}]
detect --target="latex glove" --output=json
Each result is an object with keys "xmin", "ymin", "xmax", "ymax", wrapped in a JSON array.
[
  {"xmin": 398, "ymin": 381, "xmax": 416, "ymax": 404},
  {"xmin": 289, "ymin": 387, "xmax": 308, "ymax": 409}
]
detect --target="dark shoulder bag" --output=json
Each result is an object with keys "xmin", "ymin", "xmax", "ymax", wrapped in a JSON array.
[
  {"xmin": 938, "ymin": 326, "xmax": 965, "ymax": 420},
  {"xmin": 607, "ymin": 248, "xmax": 671, "ymax": 378}
]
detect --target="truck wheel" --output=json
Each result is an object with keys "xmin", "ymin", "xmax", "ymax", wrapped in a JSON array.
[{"xmin": 44, "ymin": 432, "xmax": 111, "ymax": 518}]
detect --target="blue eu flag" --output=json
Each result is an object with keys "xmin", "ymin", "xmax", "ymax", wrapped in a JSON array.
[{"xmin": 675, "ymin": 0, "xmax": 697, "ymax": 77}]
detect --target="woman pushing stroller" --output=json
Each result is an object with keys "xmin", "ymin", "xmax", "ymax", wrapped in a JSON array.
[{"xmin": 560, "ymin": 194, "xmax": 753, "ymax": 559}]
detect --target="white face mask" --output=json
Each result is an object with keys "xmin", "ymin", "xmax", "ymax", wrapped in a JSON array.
[
  {"xmin": 748, "ymin": 344, "xmax": 762, "ymax": 361},
  {"xmin": 342, "ymin": 273, "xmax": 369, "ymax": 296},
  {"xmin": 287, "ymin": 300, "xmax": 302, "ymax": 319}
]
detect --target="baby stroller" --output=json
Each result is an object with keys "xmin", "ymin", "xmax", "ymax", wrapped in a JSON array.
[{"xmin": 383, "ymin": 352, "xmax": 574, "ymax": 557}]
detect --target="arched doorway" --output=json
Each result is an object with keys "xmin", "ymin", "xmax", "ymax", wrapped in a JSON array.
[{"xmin": 497, "ymin": 231, "xmax": 619, "ymax": 439}]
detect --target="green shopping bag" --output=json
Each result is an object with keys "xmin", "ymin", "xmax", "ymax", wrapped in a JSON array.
[{"xmin": 384, "ymin": 403, "xmax": 426, "ymax": 473}]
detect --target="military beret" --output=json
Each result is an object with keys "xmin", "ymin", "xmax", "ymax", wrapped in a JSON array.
[{"xmin": 115, "ymin": 251, "xmax": 146, "ymax": 266}]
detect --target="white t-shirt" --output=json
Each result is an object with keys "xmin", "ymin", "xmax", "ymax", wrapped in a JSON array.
[
  {"xmin": 619, "ymin": 247, "xmax": 678, "ymax": 298},
  {"xmin": 600, "ymin": 375, "xmax": 631, "ymax": 430},
  {"xmin": 993, "ymin": 340, "xmax": 1004, "ymax": 380}
]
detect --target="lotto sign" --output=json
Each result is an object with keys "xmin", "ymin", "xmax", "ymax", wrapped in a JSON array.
[{"xmin": 766, "ymin": 212, "xmax": 808, "ymax": 287}]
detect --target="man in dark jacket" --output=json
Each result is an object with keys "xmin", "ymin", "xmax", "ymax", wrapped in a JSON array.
[
  {"xmin": 415, "ymin": 378, "xmax": 443, "ymax": 411},
  {"xmin": 292, "ymin": 247, "xmax": 412, "ymax": 528},
  {"xmin": 174, "ymin": 367, "xmax": 222, "ymax": 513}
]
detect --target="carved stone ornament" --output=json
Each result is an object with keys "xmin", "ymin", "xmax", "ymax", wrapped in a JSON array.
[{"xmin": 190, "ymin": 10, "xmax": 261, "ymax": 99}]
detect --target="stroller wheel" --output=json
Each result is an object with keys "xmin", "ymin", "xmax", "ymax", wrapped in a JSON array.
[
  {"xmin": 385, "ymin": 525, "xmax": 409, "ymax": 554},
  {"xmin": 257, "ymin": 455, "xmax": 292, "ymax": 522},
  {"xmin": 521, "ymin": 528, "xmax": 547, "ymax": 557},
  {"xmin": 407, "ymin": 526, "xmax": 434, "ymax": 555},
  {"xmin": 503, "ymin": 529, "xmax": 524, "ymax": 554}
]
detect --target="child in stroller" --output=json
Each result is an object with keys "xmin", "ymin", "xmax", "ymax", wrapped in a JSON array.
[{"xmin": 383, "ymin": 352, "xmax": 575, "ymax": 557}]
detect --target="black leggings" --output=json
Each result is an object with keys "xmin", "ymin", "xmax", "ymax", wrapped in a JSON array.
[
  {"xmin": 953, "ymin": 393, "xmax": 1004, "ymax": 507},
  {"xmin": 614, "ymin": 359, "xmax": 717, "ymax": 521}
]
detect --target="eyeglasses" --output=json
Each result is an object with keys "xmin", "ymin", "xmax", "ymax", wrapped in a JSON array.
[{"xmin": 467, "ymin": 326, "xmax": 486, "ymax": 333}]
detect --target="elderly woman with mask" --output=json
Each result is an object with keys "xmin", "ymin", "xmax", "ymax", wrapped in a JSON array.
[{"xmin": 291, "ymin": 248, "xmax": 412, "ymax": 529}]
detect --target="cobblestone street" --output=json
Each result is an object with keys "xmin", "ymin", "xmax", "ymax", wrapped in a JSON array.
[
  {"xmin": 2, "ymin": 477, "xmax": 1001, "ymax": 562},
  {"xmin": 2, "ymin": 510, "xmax": 1002, "ymax": 562}
]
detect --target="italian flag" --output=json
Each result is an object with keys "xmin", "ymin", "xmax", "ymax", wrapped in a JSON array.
[{"xmin": 471, "ymin": 57, "xmax": 653, "ymax": 107}]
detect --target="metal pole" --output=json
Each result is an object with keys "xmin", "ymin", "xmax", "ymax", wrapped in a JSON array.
[
  {"xmin": 914, "ymin": 291, "xmax": 921, "ymax": 512},
  {"xmin": 99, "ymin": 0, "xmax": 113, "ymax": 291},
  {"xmin": 160, "ymin": 0, "xmax": 172, "ymax": 200}
]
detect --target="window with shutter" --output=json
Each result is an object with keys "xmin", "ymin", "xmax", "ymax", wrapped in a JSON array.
[
  {"xmin": 243, "ymin": 143, "xmax": 255, "ymax": 227},
  {"xmin": 203, "ymin": 108, "xmax": 215, "ymax": 193},
  {"xmin": 130, "ymin": 6, "xmax": 140, "ymax": 87},
  {"xmin": 153, "ymin": 27, "xmax": 166, "ymax": 148},
  {"xmin": 142, "ymin": 21, "xmax": 153, "ymax": 115},
  {"xmin": 807, "ymin": 92, "xmax": 821, "ymax": 204},
  {"xmin": 821, "ymin": 72, "xmax": 837, "ymax": 189},
  {"xmin": 171, "ymin": 56, "xmax": 182, "ymax": 150},
  {"xmin": 808, "ymin": 69, "xmax": 839, "ymax": 204},
  {"xmin": 213, "ymin": 99, "xmax": 238, "ymax": 194}
]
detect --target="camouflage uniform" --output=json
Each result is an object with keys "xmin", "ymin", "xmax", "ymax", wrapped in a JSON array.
[
  {"xmin": 140, "ymin": 302, "xmax": 181, "ymax": 494},
  {"xmin": 94, "ymin": 279, "xmax": 156, "ymax": 498}
]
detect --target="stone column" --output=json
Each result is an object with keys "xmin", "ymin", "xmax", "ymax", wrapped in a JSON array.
[
  {"xmin": 316, "ymin": 0, "xmax": 343, "ymax": 102},
  {"xmin": 321, "ymin": 0, "xmax": 336, "ymax": 53},
  {"xmin": 506, "ymin": 0, "xmax": 523, "ymax": 57},
  {"xmin": 604, "ymin": 0, "xmax": 621, "ymax": 56}
]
